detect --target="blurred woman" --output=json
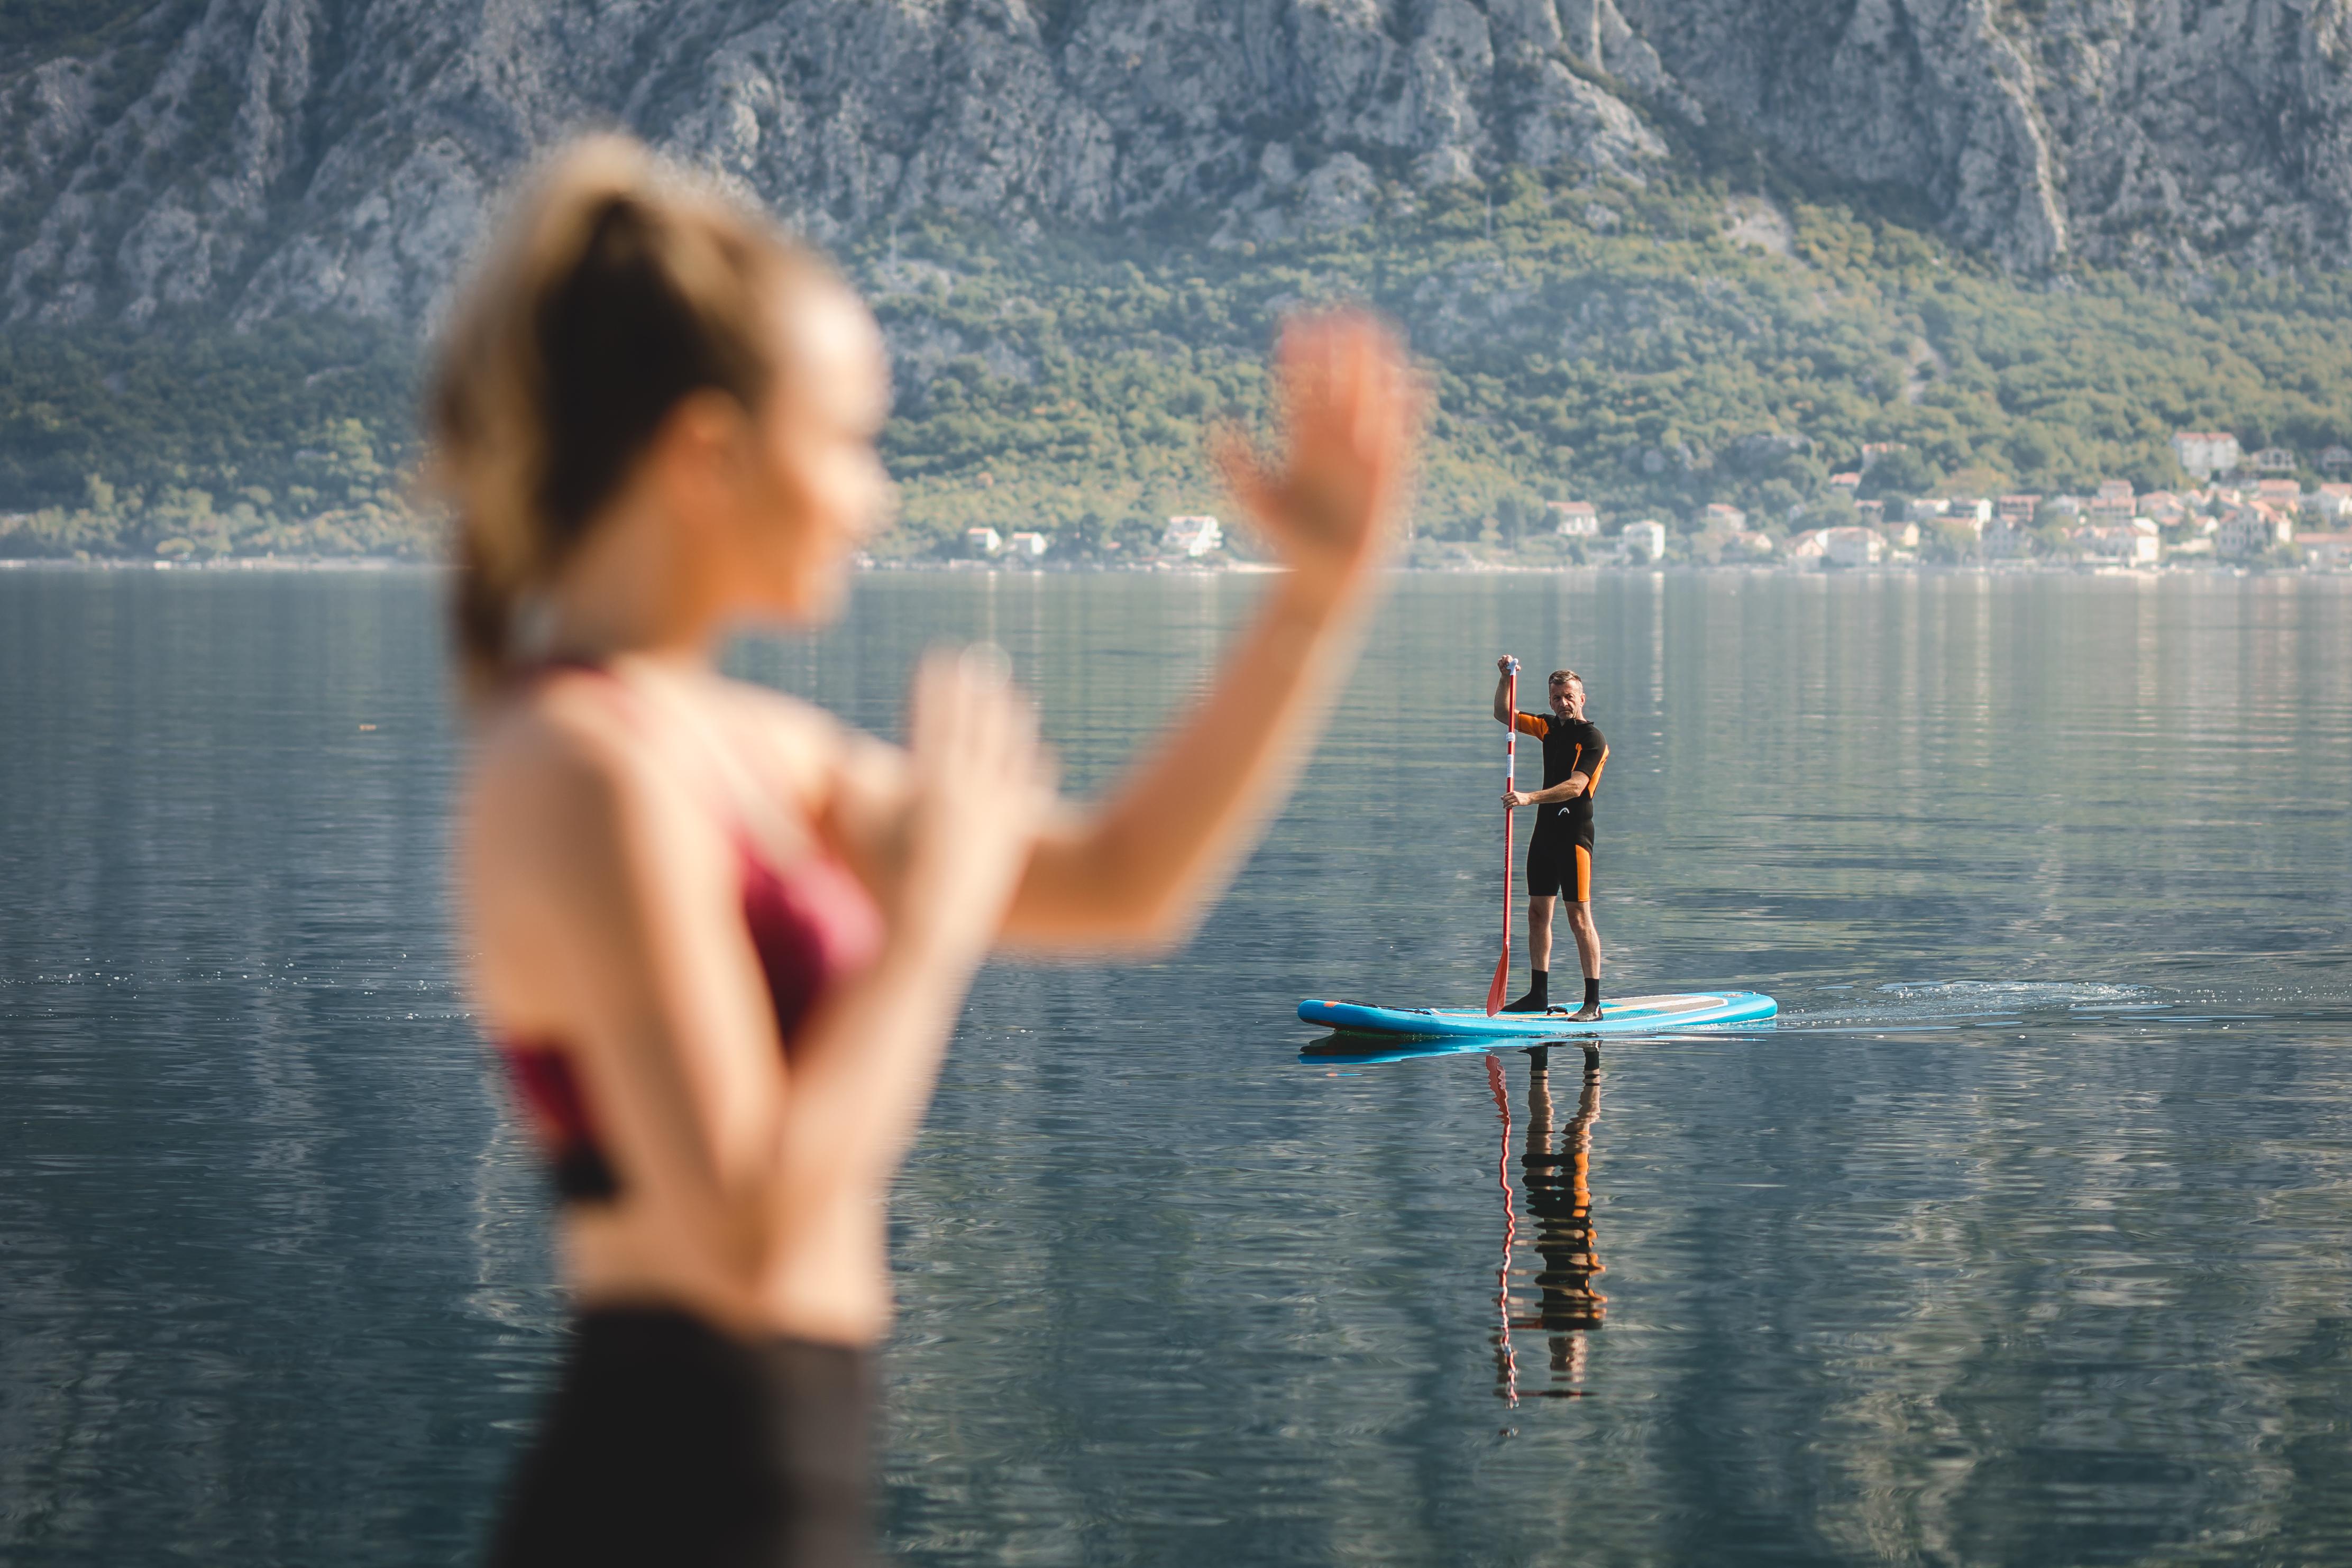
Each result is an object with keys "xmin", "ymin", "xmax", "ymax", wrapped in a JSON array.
[{"xmin": 431, "ymin": 135, "xmax": 1418, "ymax": 1567}]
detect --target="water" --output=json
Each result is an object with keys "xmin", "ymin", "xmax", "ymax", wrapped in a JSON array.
[{"xmin": 3, "ymin": 568, "xmax": 2350, "ymax": 1566}]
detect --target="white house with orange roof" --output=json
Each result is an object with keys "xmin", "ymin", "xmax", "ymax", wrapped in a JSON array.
[
  {"xmin": 1548, "ymin": 501, "xmax": 1599, "ymax": 537},
  {"xmin": 2075, "ymin": 519, "xmax": 2161, "ymax": 565},
  {"xmin": 1824, "ymin": 526, "xmax": 1883, "ymax": 567},
  {"xmin": 2088, "ymin": 479, "xmax": 2136, "ymax": 527},
  {"xmin": 2301, "ymin": 532, "xmax": 2352, "ymax": 568}
]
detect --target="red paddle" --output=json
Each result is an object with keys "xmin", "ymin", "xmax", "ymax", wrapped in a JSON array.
[{"xmin": 1485, "ymin": 658, "xmax": 1520, "ymax": 1015}]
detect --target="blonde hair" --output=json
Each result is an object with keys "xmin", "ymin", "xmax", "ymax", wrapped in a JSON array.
[{"xmin": 426, "ymin": 134, "xmax": 828, "ymax": 695}]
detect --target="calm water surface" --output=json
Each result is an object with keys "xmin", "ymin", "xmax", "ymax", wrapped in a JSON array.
[{"xmin": 3, "ymin": 569, "xmax": 2350, "ymax": 1566}]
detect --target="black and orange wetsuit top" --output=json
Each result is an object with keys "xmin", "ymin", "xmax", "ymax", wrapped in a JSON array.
[
  {"xmin": 494, "ymin": 666, "xmax": 885, "ymax": 1203},
  {"xmin": 1513, "ymin": 711, "xmax": 1607, "ymax": 846}
]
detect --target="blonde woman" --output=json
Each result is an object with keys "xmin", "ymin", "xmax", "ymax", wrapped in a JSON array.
[{"xmin": 432, "ymin": 136, "xmax": 1418, "ymax": 1567}]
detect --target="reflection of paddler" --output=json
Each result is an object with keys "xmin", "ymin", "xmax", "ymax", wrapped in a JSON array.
[
  {"xmin": 1520, "ymin": 1045, "xmax": 1605, "ymax": 1380},
  {"xmin": 1493, "ymin": 1045, "xmax": 1606, "ymax": 1402}
]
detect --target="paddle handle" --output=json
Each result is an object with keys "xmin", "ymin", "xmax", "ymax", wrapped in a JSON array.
[
  {"xmin": 1486, "ymin": 658, "xmax": 1521, "ymax": 1015},
  {"xmin": 1501, "ymin": 658, "xmax": 1517, "ymax": 947}
]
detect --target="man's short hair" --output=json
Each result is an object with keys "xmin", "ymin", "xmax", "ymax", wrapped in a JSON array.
[{"xmin": 1550, "ymin": 669, "xmax": 1581, "ymax": 687}]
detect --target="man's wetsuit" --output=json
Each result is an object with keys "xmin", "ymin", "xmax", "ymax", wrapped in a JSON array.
[{"xmin": 1512, "ymin": 710, "xmax": 1607, "ymax": 902}]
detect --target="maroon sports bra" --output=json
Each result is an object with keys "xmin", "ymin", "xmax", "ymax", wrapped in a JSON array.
[{"xmin": 493, "ymin": 667, "xmax": 884, "ymax": 1203}]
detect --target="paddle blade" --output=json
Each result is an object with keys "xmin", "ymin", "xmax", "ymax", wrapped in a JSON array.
[{"xmin": 1485, "ymin": 940, "xmax": 1511, "ymax": 1015}]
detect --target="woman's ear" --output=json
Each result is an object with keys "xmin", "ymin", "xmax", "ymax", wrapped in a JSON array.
[{"xmin": 646, "ymin": 390, "xmax": 758, "ymax": 518}]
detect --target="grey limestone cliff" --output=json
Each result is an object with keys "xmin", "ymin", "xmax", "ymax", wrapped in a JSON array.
[
  {"xmin": 2, "ymin": 0, "xmax": 2348, "ymax": 328},
  {"xmin": 1619, "ymin": 0, "xmax": 2352, "ymax": 273}
]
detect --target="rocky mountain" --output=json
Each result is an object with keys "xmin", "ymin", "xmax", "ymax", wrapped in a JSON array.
[{"xmin": 2, "ymin": 0, "xmax": 2349, "ymax": 329}]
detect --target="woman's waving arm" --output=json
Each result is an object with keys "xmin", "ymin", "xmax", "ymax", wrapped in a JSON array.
[
  {"xmin": 1000, "ymin": 311, "xmax": 1420, "ymax": 952},
  {"xmin": 808, "ymin": 312, "xmax": 1419, "ymax": 957}
]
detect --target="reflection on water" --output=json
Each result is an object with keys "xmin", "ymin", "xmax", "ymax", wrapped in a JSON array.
[{"xmin": 1491, "ymin": 1044, "xmax": 1606, "ymax": 1404}]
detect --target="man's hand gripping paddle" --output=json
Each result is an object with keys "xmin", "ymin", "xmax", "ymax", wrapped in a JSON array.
[{"xmin": 1486, "ymin": 657, "xmax": 1520, "ymax": 1015}]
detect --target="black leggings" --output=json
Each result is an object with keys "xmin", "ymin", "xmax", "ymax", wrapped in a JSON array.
[{"xmin": 492, "ymin": 1308, "xmax": 874, "ymax": 1568}]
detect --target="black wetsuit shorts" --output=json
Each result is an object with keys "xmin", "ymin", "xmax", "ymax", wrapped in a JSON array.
[{"xmin": 1527, "ymin": 812, "xmax": 1594, "ymax": 902}]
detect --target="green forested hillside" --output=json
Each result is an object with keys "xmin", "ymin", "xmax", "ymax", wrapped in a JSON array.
[{"xmin": 7, "ymin": 167, "xmax": 2352, "ymax": 561}]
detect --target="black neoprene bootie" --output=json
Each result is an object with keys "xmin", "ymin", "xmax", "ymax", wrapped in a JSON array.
[
  {"xmin": 1502, "ymin": 971, "xmax": 1549, "ymax": 1013},
  {"xmin": 1569, "ymin": 977, "xmax": 1603, "ymax": 1023}
]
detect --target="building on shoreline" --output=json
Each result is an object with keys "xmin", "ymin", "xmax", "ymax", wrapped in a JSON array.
[
  {"xmin": 1162, "ymin": 515, "xmax": 1222, "ymax": 557},
  {"xmin": 2088, "ymin": 479, "xmax": 2136, "ymax": 527},
  {"xmin": 2301, "ymin": 532, "xmax": 2352, "ymax": 568},
  {"xmin": 1824, "ymin": 526, "xmax": 1883, "ymax": 567},
  {"xmin": 2254, "ymin": 478, "xmax": 2302, "ymax": 511},
  {"xmin": 2173, "ymin": 430, "xmax": 2243, "ymax": 480},
  {"xmin": 2075, "ymin": 519, "xmax": 2161, "ymax": 565},
  {"xmin": 2219, "ymin": 502, "xmax": 2292, "ymax": 557},
  {"xmin": 1548, "ymin": 501, "xmax": 1599, "ymax": 537}
]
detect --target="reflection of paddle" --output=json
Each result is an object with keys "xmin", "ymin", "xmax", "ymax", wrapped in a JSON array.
[
  {"xmin": 1487, "ymin": 1052, "xmax": 1520, "ymax": 1405},
  {"xmin": 1485, "ymin": 658, "xmax": 1520, "ymax": 1015}
]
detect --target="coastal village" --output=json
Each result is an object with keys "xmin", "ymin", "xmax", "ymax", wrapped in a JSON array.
[{"xmin": 945, "ymin": 430, "xmax": 2352, "ymax": 573}]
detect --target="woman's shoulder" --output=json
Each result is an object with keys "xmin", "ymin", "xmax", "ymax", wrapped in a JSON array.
[
  {"xmin": 465, "ymin": 673, "xmax": 701, "ymax": 854},
  {"xmin": 475, "ymin": 668, "xmax": 642, "ymax": 778},
  {"xmin": 711, "ymin": 676, "xmax": 839, "ymax": 744},
  {"xmin": 711, "ymin": 677, "xmax": 912, "ymax": 835}
]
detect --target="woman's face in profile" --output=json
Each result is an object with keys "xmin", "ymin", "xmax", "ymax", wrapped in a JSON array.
[{"xmin": 744, "ymin": 281, "xmax": 893, "ymax": 621}]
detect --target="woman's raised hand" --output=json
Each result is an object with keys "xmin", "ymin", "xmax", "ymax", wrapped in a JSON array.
[
  {"xmin": 1212, "ymin": 311, "xmax": 1423, "ymax": 593},
  {"xmin": 899, "ymin": 645, "xmax": 1057, "ymax": 960}
]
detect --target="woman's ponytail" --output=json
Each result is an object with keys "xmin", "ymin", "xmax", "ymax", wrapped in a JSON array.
[{"xmin": 425, "ymin": 135, "xmax": 823, "ymax": 699}]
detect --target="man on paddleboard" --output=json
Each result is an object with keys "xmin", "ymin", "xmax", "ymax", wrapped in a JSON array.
[{"xmin": 1493, "ymin": 659, "xmax": 1607, "ymax": 1019}]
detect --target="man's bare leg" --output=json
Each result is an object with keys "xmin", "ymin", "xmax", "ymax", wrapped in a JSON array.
[
  {"xmin": 1564, "ymin": 900, "xmax": 1603, "ymax": 1020},
  {"xmin": 1506, "ymin": 895, "xmax": 1557, "ymax": 1012}
]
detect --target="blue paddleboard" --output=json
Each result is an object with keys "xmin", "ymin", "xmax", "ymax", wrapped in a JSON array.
[{"xmin": 1298, "ymin": 990, "xmax": 1777, "ymax": 1041}]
